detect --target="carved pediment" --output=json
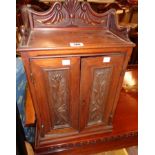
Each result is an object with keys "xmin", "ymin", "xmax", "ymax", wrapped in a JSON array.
[
  {"xmin": 27, "ymin": 0, "xmax": 112, "ymax": 28},
  {"xmin": 21, "ymin": 0, "xmax": 130, "ymax": 42}
]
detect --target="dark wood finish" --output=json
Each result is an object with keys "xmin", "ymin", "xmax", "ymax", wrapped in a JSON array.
[
  {"xmin": 33, "ymin": 66, "xmax": 138, "ymax": 155},
  {"xmin": 17, "ymin": 0, "xmax": 135, "ymax": 154},
  {"xmin": 34, "ymin": 82, "xmax": 138, "ymax": 155},
  {"xmin": 25, "ymin": 67, "xmax": 138, "ymax": 154},
  {"xmin": 30, "ymin": 57, "xmax": 80, "ymax": 137},
  {"xmin": 17, "ymin": 1, "xmax": 133, "ymax": 49},
  {"xmin": 25, "ymin": 85, "xmax": 35, "ymax": 126},
  {"xmin": 79, "ymin": 54, "xmax": 125, "ymax": 132}
]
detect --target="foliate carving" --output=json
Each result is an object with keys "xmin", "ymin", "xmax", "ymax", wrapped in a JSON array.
[
  {"xmin": 27, "ymin": 0, "xmax": 110, "ymax": 28},
  {"xmin": 63, "ymin": 0, "xmax": 80, "ymax": 23},
  {"xmin": 47, "ymin": 69, "xmax": 70, "ymax": 129},
  {"xmin": 88, "ymin": 67, "xmax": 112, "ymax": 126},
  {"xmin": 35, "ymin": 2, "xmax": 65, "ymax": 25},
  {"xmin": 78, "ymin": 2, "xmax": 105, "ymax": 25},
  {"xmin": 22, "ymin": 0, "xmax": 131, "ymax": 42}
]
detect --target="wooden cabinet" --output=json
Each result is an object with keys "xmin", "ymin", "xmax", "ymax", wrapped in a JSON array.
[{"xmin": 18, "ymin": 0, "xmax": 135, "ymax": 154}]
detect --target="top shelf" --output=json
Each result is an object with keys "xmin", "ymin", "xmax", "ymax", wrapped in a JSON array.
[
  {"xmin": 18, "ymin": 29, "xmax": 134, "ymax": 52},
  {"xmin": 18, "ymin": 0, "xmax": 134, "ymax": 51}
]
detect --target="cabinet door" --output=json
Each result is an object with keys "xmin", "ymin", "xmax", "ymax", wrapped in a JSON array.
[
  {"xmin": 30, "ymin": 57, "xmax": 80, "ymax": 137},
  {"xmin": 79, "ymin": 54, "xmax": 125, "ymax": 132}
]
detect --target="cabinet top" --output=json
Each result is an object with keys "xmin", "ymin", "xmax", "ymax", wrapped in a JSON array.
[
  {"xmin": 18, "ymin": 29, "xmax": 134, "ymax": 52},
  {"xmin": 18, "ymin": 0, "xmax": 134, "ymax": 52}
]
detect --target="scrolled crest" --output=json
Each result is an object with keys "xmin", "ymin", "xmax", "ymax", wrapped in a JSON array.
[
  {"xmin": 27, "ymin": 0, "xmax": 111, "ymax": 28},
  {"xmin": 20, "ymin": 0, "xmax": 130, "ymax": 42}
]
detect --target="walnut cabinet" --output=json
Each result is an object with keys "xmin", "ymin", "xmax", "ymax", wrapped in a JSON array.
[
  {"xmin": 30, "ymin": 54, "xmax": 124, "ymax": 135},
  {"xmin": 18, "ymin": 0, "xmax": 134, "ymax": 154}
]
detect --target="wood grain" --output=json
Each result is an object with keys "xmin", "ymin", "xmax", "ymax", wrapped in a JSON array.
[
  {"xmin": 25, "ymin": 85, "xmax": 35, "ymax": 126},
  {"xmin": 25, "ymin": 67, "xmax": 137, "ymax": 155},
  {"xmin": 18, "ymin": 1, "xmax": 135, "ymax": 154}
]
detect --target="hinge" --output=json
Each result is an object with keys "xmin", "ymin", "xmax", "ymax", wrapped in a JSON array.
[
  {"xmin": 120, "ymin": 69, "xmax": 125, "ymax": 77},
  {"xmin": 108, "ymin": 113, "xmax": 113, "ymax": 125},
  {"xmin": 29, "ymin": 58, "xmax": 35, "ymax": 84},
  {"xmin": 41, "ymin": 124, "xmax": 44, "ymax": 129},
  {"xmin": 30, "ymin": 72, "xmax": 35, "ymax": 84},
  {"xmin": 40, "ymin": 124, "xmax": 45, "ymax": 137}
]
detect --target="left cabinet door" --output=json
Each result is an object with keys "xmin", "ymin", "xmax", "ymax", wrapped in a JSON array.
[{"xmin": 30, "ymin": 57, "xmax": 80, "ymax": 137}]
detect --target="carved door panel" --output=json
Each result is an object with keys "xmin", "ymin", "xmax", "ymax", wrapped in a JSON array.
[
  {"xmin": 79, "ymin": 54, "xmax": 125, "ymax": 132},
  {"xmin": 30, "ymin": 57, "xmax": 80, "ymax": 137}
]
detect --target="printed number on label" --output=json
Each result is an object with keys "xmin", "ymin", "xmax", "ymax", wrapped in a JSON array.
[{"xmin": 70, "ymin": 42, "xmax": 84, "ymax": 47}]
